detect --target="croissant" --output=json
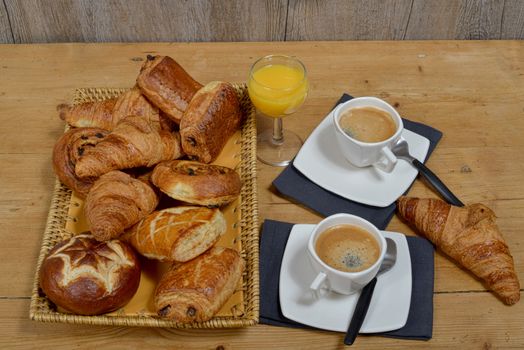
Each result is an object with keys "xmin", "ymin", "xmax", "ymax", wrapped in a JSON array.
[
  {"xmin": 52, "ymin": 127, "xmax": 109, "ymax": 198},
  {"xmin": 397, "ymin": 196, "xmax": 520, "ymax": 305},
  {"xmin": 58, "ymin": 87, "xmax": 161, "ymax": 131},
  {"xmin": 75, "ymin": 115, "xmax": 184, "ymax": 178},
  {"xmin": 85, "ymin": 170, "xmax": 159, "ymax": 241}
]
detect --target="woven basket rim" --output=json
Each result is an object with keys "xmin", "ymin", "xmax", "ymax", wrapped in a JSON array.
[{"xmin": 29, "ymin": 85, "xmax": 259, "ymax": 328}]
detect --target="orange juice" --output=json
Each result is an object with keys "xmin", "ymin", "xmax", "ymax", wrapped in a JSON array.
[{"xmin": 248, "ymin": 64, "xmax": 308, "ymax": 117}]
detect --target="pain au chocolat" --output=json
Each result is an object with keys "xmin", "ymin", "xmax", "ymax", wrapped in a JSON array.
[
  {"xmin": 154, "ymin": 246, "xmax": 243, "ymax": 323},
  {"xmin": 136, "ymin": 55, "xmax": 203, "ymax": 124},
  {"xmin": 39, "ymin": 235, "xmax": 141, "ymax": 315},
  {"xmin": 151, "ymin": 160, "xmax": 242, "ymax": 207},
  {"xmin": 180, "ymin": 81, "xmax": 243, "ymax": 164}
]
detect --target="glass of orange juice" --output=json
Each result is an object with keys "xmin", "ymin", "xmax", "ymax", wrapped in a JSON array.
[{"xmin": 248, "ymin": 55, "xmax": 308, "ymax": 166}]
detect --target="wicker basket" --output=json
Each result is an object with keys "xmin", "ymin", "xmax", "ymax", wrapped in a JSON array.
[{"xmin": 29, "ymin": 85, "xmax": 259, "ymax": 328}]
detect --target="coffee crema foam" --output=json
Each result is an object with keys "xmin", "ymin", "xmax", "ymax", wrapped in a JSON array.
[
  {"xmin": 339, "ymin": 106, "xmax": 397, "ymax": 143},
  {"xmin": 315, "ymin": 224, "xmax": 380, "ymax": 273}
]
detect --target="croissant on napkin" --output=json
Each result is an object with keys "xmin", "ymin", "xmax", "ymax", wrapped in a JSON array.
[{"xmin": 397, "ymin": 196, "xmax": 520, "ymax": 305}]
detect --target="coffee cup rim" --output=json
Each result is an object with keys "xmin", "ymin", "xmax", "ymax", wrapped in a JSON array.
[
  {"xmin": 307, "ymin": 213, "xmax": 387, "ymax": 277},
  {"xmin": 332, "ymin": 97, "xmax": 404, "ymax": 146}
]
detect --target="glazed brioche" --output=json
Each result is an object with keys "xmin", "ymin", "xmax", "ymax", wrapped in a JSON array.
[
  {"xmin": 151, "ymin": 160, "xmax": 242, "ymax": 207},
  {"xmin": 39, "ymin": 234, "xmax": 141, "ymax": 315},
  {"xmin": 137, "ymin": 55, "xmax": 203, "ymax": 123},
  {"xmin": 75, "ymin": 115, "xmax": 184, "ymax": 178},
  {"xmin": 397, "ymin": 196, "xmax": 520, "ymax": 305},
  {"xmin": 85, "ymin": 170, "xmax": 159, "ymax": 241},
  {"xmin": 154, "ymin": 246, "xmax": 243, "ymax": 322},
  {"xmin": 52, "ymin": 127, "xmax": 109, "ymax": 198},
  {"xmin": 124, "ymin": 206, "xmax": 226, "ymax": 262},
  {"xmin": 180, "ymin": 81, "xmax": 243, "ymax": 163}
]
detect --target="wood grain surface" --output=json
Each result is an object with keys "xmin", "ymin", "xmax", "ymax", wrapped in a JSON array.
[
  {"xmin": 1, "ymin": 0, "xmax": 524, "ymax": 43},
  {"xmin": 0, "ymin": 41, "xmax": 523, "ymax": 349}
]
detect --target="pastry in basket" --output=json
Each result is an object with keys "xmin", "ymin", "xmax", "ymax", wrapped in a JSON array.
[
  {"xmin": 154, "ymin": 246, "xmax": 243, "ymax": 322},
  {"xmin": 58, "ymin": 87, "xmax": 161, "ymax": 131},
  {"xmin": 39, "ymin": 234, "xmax": 141, "ymax": 315},
  {"xmin": 397, "ymin": 196, "xmax": 520, "ymax": 305},
  {"xmin": 151, "ymin": 160, "xmax": 242, "ymax": 207},
  {"xmin": 85, "ymin": 170, "xmax": 159, "ymax": 241},
  {"xmin": 180, "ymin": 81, "xmax": 243, "ymax": 163},
  {"xmin": 137, "ymin": 55, "xmax": 203, "ymax": 124},
  {"xmin": 123, "ymin": 206, "xmax": 226, "ymax": 262},
  {"xmin": 52, "ymin": 127, "xmax": 109, "ymax": 198},
  {"xmin": 75, "ymin": 115, "xmax": 184, "ymax": 178}
]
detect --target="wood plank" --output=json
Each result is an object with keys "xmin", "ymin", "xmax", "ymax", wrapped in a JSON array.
[
  {"xmin": 454, "ymin": 0, "xmax": 505, "ymax": 39},
  {"xmin": 5, "ymin": 0, "xmax": 287, "ymax": 43},
  {"xmin": 405, "ymin": 0, "xmax": 505, "ymax": 39},
  {"xmin": 2, "ymin": 293, "xmax": 524, "ymax": 349},
  {"xmin": 286, "ymin": 0, "xmax": 413, "ymax": 40},
  {"xmin": 0, "ymin": 0, "xmax": 12, "ymax": 43},
  {"xmin": 501, "ymin": 0, "xmax": 524, "ymax": 39}
]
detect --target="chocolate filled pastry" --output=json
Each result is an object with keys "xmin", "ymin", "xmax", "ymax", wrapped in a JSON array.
[
  {"xmin": 75, "ymin": 115, "xmax": 184, "ymax": 178},
  {"xmin": 123, "ymin": 206, "xmax": 226, "ymax": 262},
  {"xmin": 397, "ymin": 196, "xmax": 520, "ymax": 305},
  {"xmin": 151, "ymin": 160, "xmax": 241, "ymax": 207},
  {"xmin": 85, "ymin": 170, "xmax": 159, "ymax": 241},
  {"xmin": 52, "ymin": 127, "xmax": 109, "ymax": 198},
  {"xmin": 154, "ymin": 246, "xmax": 243, "ymax": 322},
  {"xmin": 180, "ymin": 81, "xmax": 243, "ymax": 163},
  {"xmin": 58, "ymin": 87, "xmax": 161, "ymax": 131},
  {"xmin": 137, "ymin": 55, "xmax": 203, "ymax": 124},
  {"xmin": 39, "ymin": 234, "xmax": 141, "ymax": 315}
]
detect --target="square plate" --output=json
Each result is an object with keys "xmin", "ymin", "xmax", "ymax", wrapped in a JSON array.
[
  {"xmin": 293, "ymin": 111, "xmax": 430, "ymax": 207},
  {"xmin": 279, "ymin": 224, "xmax": 412, "ymax": 333}
]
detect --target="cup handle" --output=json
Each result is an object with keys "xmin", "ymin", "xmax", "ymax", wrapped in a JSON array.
[
  {"xmin": 374, "ymin": 146, "xmax": 397, "ymax": 173},
  {"xmin": 310, "ymin": 272, "xmax": 328, "ymax": 299}
]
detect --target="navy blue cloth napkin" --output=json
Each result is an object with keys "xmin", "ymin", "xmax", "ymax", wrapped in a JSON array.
[
  {"xmin": 272, "ymin": 94, "xmax": 443, "ymax": 230},
  {"xmin": 259, "ymin": 219, "xmax": 435, "ymax": 340}
]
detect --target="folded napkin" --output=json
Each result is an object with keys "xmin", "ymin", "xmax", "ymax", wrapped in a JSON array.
[
  {"xmin": 273, "ymin": 94, "xmax": 443, "ymax": 230},
  {"xmin": 260, "ymin": 219, "xmax": 435, "ymax": 340}
]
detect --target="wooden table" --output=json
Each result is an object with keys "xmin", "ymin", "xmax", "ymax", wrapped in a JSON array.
[{"xmin": 1, "ymin": 41, "xmax": 523, "ymax": 349}]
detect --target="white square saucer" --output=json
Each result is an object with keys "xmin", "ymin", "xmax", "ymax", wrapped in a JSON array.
[
  {"xmin": 279, "ymin": 224, "xmax": 412, "ymax": 333},
  {"xmin": 293, "ymin": 111, "xmax": 430, "ymax": 207}
]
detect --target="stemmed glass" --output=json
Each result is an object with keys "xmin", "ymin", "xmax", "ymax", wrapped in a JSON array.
[{"xmin": 248, "ymin": 55, "xmax": 309, "ymax": 166}]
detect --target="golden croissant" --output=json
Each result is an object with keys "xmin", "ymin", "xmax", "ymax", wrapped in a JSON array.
[
  {"xmin": 397, "ymin": 196, "xmax": 520, "ymax": 305},
  {"xmin": 75, "ymin": 115, "xmax": 184, "ymax": 178},
  {"xmin": 58, "ymin": 87, "xmax": 161, "ymax": 131},
  {"xmin": 85, "ymin": 170, "xmax": 159, "ymax": 241}
]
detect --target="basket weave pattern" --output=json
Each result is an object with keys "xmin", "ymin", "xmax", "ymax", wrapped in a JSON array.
[{"xmin": 29, "ymin": 85, "xmax": 259, "ymax": 328}]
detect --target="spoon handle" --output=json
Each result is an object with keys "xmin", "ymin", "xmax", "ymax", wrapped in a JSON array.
[
  {"xmin": 344, "ymin": 277, "xmax": 378, "ymax": 345},
  {"xmin": 411, "ymin": 159, "xmax": 465, "ymax": 207}
]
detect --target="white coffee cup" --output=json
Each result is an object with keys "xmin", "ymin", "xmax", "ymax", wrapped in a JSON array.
[
  {"xmin": 307, "ymin": 213, "xmax": 386, "ymax": 297},
  {"xmin": 332, "ymin": 97, "xmax": 404, "ymax": 173}
]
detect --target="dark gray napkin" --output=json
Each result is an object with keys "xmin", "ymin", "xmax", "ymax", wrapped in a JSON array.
[
  {"xmin": 259, "ymin": 219, "xmax": 435, "ymax": 340},
  {"xmin": 273, "ymin": 94, "xmax": 443, "ymax": 230}
]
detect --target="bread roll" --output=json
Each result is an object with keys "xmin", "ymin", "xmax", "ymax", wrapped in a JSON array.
[
  {"xmin": 52, "ymin": 127, "xmax": 109, "ymax": 198},
  {"xmin": 137, "ymin": 55, "xmax": 202, "ymax": 123},
  {"xmin": 124, "ymin": 206, "xmax": 226, "ymax": 262},
  {"xmin": 151, "ymin": 160, "xmax": 241, "ymax": 207},
  {"xmin": 180, "ymin": 81, "xmax": 243, "ymax": 163},
  {"xmin": 85, "ymin": 170, "xmax": 159, "ymax": 241},
  {"xmin": 154, "ymin": 246, "xmax": 243, "ymax": 322},
  {"xmin": 39, "ymin": 234, "xmax": 141, "ymax": 315}
]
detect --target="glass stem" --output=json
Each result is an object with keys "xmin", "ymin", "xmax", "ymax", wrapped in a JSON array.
[{"xmin": 272, "ymin": 117, "xmax": 284, "ymax": 145}]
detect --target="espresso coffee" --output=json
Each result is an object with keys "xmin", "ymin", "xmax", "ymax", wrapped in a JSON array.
[
  {"xmin": 315, "ymin": 224, "xmax": 380, "ymax": 273},
  {"xmin": 339, "ymin": 106, "xmax": 397, "ymax": 143}
]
